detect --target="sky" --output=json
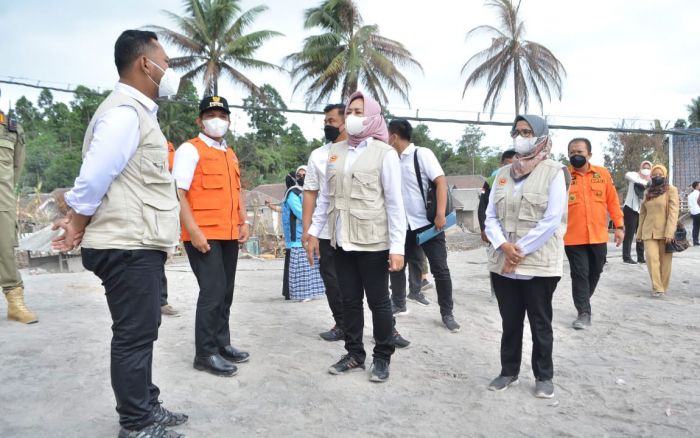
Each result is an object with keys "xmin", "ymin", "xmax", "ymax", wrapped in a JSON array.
[{"xmin": 1, "ymin": 0, "xmax": 698, "ymax": 165}]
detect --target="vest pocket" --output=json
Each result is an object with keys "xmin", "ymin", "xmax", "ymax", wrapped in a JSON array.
[
  {"xmin": 348, "ymin": 209, "xmax": 385, "ymax": 244},
  {"xmin": 350, "ymin": 171, "xmax": 379, "ymax": 201},
  {"xmin": 190, "ymin": 197, "xmax": 220, "ymax": 226},
  {"xmin": 141, "ymin": 150, "xmax": 171, "ymax": 184},
  {"xmin": 142, "ymin": 198, "xmax": 180, "ymax": 246},
  {"xmin": 519, "ymin": 192, "xmax": 548, "ymax": 222},
  {"xmin": 200, "ymin": 158, "xmax": 226, "ymax": 189}
]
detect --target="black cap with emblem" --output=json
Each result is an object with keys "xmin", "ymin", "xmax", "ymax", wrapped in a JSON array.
[{"xmin": 199, "ymin": 95, "xmax": 231, "ymax": 115}]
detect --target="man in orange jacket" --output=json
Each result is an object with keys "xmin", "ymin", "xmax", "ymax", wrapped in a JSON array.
[
  {"xmin": 565, "ymin": 138, "xmax": 624, "ymax": 330},
  {"xmin": 172, "ymin": 96, "xmax": 250, "ymax": 377}
]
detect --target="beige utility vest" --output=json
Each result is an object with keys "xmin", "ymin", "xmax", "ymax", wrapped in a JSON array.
[
  {"xmin": 80, "ymin": 92, "xmax": 180, "ymax": 251},
  {"xmin": 487, "ymin": 159, "xmax": 571, "ymax": 277},
  {"xmin": 327, "ymin": 139, "xmax": 392, "ymax": 252}
]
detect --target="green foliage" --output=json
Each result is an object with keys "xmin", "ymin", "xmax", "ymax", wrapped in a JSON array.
[
  {"xmin": 159, "ymin": 80, "xmax": 201, "ymax": 146},
  {"xmin": 604, "ymin": 125, "xmax": 666, "ymax": 192},
  {"xmin": 688, "ymin": 97, "xmax": 700, "ymax": 128}
]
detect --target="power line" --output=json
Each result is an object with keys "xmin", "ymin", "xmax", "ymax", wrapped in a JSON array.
[{"xmin": 1, "ymin": 77, "xmax": 697, "ymax": 136}]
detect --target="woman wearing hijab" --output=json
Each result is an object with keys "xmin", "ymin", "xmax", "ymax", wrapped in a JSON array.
[
  {"xmin": 484, "ymin": 115, "xmax": 571, "ymax": 399},
  {"xmin": 622, "ymin": 160, "xmax": 652, "ymax": 264},
  {"xmin": 306, "ymin": 91, "xmax": 407, "ymax": 382},
  {"xmin": 636, "ymin": 164, "xmax": 679, "ymax": 297},
  {"xmin": 283, "ymin": 166, "xmax": 326, "ymax": 302}
]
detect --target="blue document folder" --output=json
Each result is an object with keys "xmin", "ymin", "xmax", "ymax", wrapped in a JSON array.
[{"xmin": 416, "ymin": 211, "xmax": 457, "ymax": 245}]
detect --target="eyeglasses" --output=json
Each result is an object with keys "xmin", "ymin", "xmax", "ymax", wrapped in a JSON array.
[{"xmin": 510, "ymin": 128, "xmax": 534, "ymax": 138}]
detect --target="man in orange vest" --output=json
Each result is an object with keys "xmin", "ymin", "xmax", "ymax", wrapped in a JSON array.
[
  {"xmin": 565, "ymin": 138, "xmax": 624, "ymax": 330},
  {"xmin": 172, "ymin": 96, "xmax": 250, "ymax": 377}
]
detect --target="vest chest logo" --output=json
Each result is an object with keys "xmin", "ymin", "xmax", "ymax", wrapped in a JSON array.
[
  {"xmin": 569, "ymin": 194, "xmax": 576, "ymax": 202},
  {"xmin": 329, "ymin": 155, "xmax": 338, "ymax": 163},
  {"xmin": 498, "ymin": 177, "xmax": 507, "ymax": 186}
]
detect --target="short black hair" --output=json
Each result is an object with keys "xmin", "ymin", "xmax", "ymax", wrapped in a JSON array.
[
  {"xmin": 115, "ymin": 30, "xmax": 158, "ymax": 75},
  {"xmin": 323, "ymin": 103, "xmax": 346, "ymax": 116},
  {"xmin": 501, "ymin": 150, "xmax": 517, "ymax": 163},
  {"xmin": 692, "ymin": 181, "xmax": 700, "ymax": 189},
  {"xmin": 568, "ymin": 137, "xmax": 592, "ymax": 153},
  {"xmin": 388, "ymin": 119, "xmax": 412, "ymax": 141}
]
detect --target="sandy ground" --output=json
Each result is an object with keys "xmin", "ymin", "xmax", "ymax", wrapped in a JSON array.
[{"xmin": 1, "ymin": 241, "xmax": 699, "ymax": 437}]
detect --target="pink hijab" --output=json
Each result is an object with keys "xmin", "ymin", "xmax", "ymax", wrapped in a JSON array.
[
  {"xmin": 346, "ymin": 91, "xmax": 389, "ymax": 146},
  {"xmin": 639, "ymin": 160, "xmax": 652, "ymax": 181}
]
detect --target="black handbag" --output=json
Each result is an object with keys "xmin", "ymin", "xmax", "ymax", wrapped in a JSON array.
[
  {"xmin": 413, "ymin": 147, "xmax": 454, "ymax": 223},
  {"xmin": 664, "ymin": 193, "xmax": 688, "ymax": 253}
]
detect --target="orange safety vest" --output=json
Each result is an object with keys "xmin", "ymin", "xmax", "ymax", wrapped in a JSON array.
[{"xmin": 181, "ymin": 136, "xmax": 242, "ymax": 241}]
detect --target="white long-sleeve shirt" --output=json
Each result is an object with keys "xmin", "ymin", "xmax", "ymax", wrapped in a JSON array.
[
  {"xmin": 303, "ymin": 142, "xmax": 332, "ymax": 240},
  {"xmin": 623, "ymin": 171, "xmax": 649, "ymax": 212},
  {"xmin": 689, "ymin": 190, "xmax": 700, "ymax": 216},
  {"xmin": 485, "ymin": 169, "xmax": 567, "ymax": 280},
  {"xmin": 308, "ymin": 139, "xmax": 407, "ymax": 255},
  {"xmin": 65, "ymin": 83, "xmax": 158, "ymax": 215}
]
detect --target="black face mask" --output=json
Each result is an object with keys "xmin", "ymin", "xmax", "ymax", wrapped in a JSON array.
[
  {"xmin": 651, "ymin": 176, "xmax": 665, "ymax": 186},
  {"xmin": 296, "ymin": 176, "xmax": 305, "ymax": 187},
  {"xmin": 569, "ymin": 154, "xmax": 587, "ymax": 168},
  {"xmin": 324, "ymin": 125, "xmax": 341, "ymax": 143}
]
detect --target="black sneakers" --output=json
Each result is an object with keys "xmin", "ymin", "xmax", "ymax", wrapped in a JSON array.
[
  {"xmin": 407, "ymin": 292, "xmax": 430, "ymax": 306},
  {"xmin": 622, "ymin": 258, "xmax": 637, "ymax": 264},
  {"xmin": 420, "ymin": 279, "xmax": 433, "ymax": 291},
  {"xmin": 369, "ymin": 358, "xmax": 390, "ymax": 382},
  {"xmin": 118, "ymin": 424, "xmax": 184, "ymax": 438},
  {"xmin": 328, "ymin": 355, "xmax": 365, "ymax": 375},
  {"xmin": 391, "ymin": 302, "xmax": 409, "ymax": 316},
  {"xmin": 152, "ymin": 402, "xmax": 188, "ymax": 427},
  {"xmin": 392, "ymin": 330, "xmax": 411, "ymax": 348},
  {"xmin": 572, "ymin": 313, "xmax": 591, "ymax": 330},
  {"xmin": 319, "ymin": 326, "xmax": 344, "ymax": 341},
  {"xmin": 442, "ymin": 315, "xmax": 461, "ymax": 333}
]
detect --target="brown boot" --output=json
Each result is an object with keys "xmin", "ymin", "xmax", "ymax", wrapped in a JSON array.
[{"xmin": 5, "ymin": 287, "xmax": 39, "ymax": 324}]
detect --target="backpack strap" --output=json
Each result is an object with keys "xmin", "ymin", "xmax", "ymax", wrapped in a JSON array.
[{"xmin": 413, "ymin": 147, "xmax": 427, "ymax": 208}]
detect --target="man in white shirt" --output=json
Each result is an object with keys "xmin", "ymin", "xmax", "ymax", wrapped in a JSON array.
[
  {"xmin": 52, "ymin": 30, "xmax": 187, "ymax": 438},
  {"xmin": 387, "ymin": 119, "xmax": 460, "ymax": 333},
  {"xmin": 689, "ymin": 181, "xmax": 700, "ymax": 246},
  {"xmin": 301, "ymin": 103, "xmax": 347, "ymax": 341}
]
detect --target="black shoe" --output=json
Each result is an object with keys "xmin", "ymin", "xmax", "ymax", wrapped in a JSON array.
[
  {"xmin": 369, "ymin": 358, "xmax": 390, "ymax": 382},
  {"xmin": 328, "ymin": 354, "xmax": 365, "ymax": 375},
  {"xmin": 193, "ymin": 354, "xmax": 238, "ymax": 377},
  {"xmin": 572, "ymin": 313, "xmax": 591, "ymax": 330},
  {"xmin": 319, "ymin": 326, "xmax": 344, "ymax": 342},
  {"xmin": 219, "ymin": 345, "xmax": 250, "ymax": 363},
  {"xmin": 392, "ymin": 330, "xmax": 411, "ymax": 348},
  {"xmin": 152, "ymin": 402, "xmax": 188, "ymax": 427},
  {"xmin": 118, "ymin": 423, "xmax": 184, "ymax": 438},
  {"xmin": 442, "ymin": 314, "xmax": 461, "ymax": 333},
  {"xmin": 622, "ymin": 258, "xmax": 637, "ymax": 264},
  {"xmin": 637, "ymin": 258, "xmax": 646, "ymax": 264},
  {"xmin": 407, "ymin": 292, "xmax": 430, "ymax": 306},
  {"xmin": 488, "ymin": 375, "xmax": 519, "ymax": 391},
  {"xmin": 391, "ymin": 301, "xmax": 409, "ymax": 316},
  {"xmin": 420, "ymin": 279, "xmax": 434, "ymax": 291}
]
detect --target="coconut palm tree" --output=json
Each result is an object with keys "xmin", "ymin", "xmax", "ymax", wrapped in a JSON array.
[
  {"xmin": 284, "ymin": 0, "xmax": 423, "ymax": 108},
  {"xmin": 461, "ymin": 0, "xmax": 566, "ymax": 117},
  {"xmin": 146, "ymin": 0, "xmax": 283, "ymax": 97}
]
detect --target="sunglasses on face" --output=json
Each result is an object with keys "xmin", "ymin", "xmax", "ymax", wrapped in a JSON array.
[{"xmin": 510, "ymin": 128, "xmax": 534, "ymax": 138}]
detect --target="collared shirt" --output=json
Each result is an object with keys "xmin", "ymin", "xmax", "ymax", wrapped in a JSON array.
[
  {"xmin": 65, "ymin": 82, "xmax": 158, "ymax": 215},
  {"xmin": 397, "ymin": 143, "xmax": 445, "ymax": 230},
  {"xmin": 565, "ymin": 164, "xmax": 624, "ymax": 246},
  {"xmin": 303, "ymin": 142, "xmax": 332, "ymax": 240},
  {"xmin": 689, "ymin": 190, "xmax": 700, "ymax": 216},
  {"xmin": 172, "ymin": 133, "xmax": 228, "ymax": 191},
  {"xmin": 485, "ymin": 169, "xmax": 568, "ymax": 280},
  {"xmin": 623, "ymin": 171, "xmax": 649, "ymax": 212},
  {"xmin": 309, "ymin": 139, "xmax": 406, "ymax": 255}
]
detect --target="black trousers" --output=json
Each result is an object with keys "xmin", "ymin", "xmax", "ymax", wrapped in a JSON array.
[
  {"xmin": 282, "ymin": 248, "xmax": 291, "ymax": 299},
  {"xmin": 184, "ymin": 240, "xmax": 239, "ymax": 357},
  {"xmin": 334, "ymin": 248, "xmax": 395, "ymax": 363},
  {"xmin": 319, "ymin": 239, "xmax": 344, "ymax": 329},
  {"xmin": 390, "ymin": 228, "xmax": 454, "ymax": 316},
  {"xmin": 565, "ymin": 243, "xmax": 607, "ymax": 315},
  {"xmin": 622, "ymin": 206, "xmax": 645, "ymax": 261},
  {"xmin": 406, "ymin": 246, "xmax": 424, "ymax": 295},
  {"xmin": 82, "ymin": 248, "xmax": 164, "ymax": 430},
  {"xmin": 491, "ymin": 273, "xmax": 559, "ymax": 381},
  {"xmin": 160, "ymin": 273, "xmax": 168, "ymax": 307},
  {"xmin": 692, "ymin": 213, "xmax": 700, "ymax": 245}
]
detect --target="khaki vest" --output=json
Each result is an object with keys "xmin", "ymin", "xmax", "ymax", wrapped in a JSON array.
[
  {"xmin": 327, "ymin": 139, "xmax": 391, "ymax": 252},
  {"xmin": 487, "ymin": 159, "xmax": 571, "ymax": 277},
  {"xmin": 80, "ymin": 92, "xmax": 180, "ymax": 251}
]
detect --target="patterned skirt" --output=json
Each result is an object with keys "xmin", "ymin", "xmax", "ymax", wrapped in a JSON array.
[{"xmin": 289, "ymin": 247, "xmax": 326, "ymax": 301}]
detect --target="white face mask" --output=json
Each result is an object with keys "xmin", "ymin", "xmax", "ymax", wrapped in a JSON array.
[
  {"xmin": 345, "ymin": 114, "xmax": 367, "ymax": 136},
  {"xmin": 146, "ymin": 59, "xmax": 181, "ymax": 97},
  {"xmin": 513, "ymin": 135, "xmax": 538, "ymax": 154},
  {"xmin": 640, "ymin": 168, "xmax": 651, "ymax": 177},
  {"xmin": 202, "ymin": 117, "xmax": 230, "ymax": 138}
]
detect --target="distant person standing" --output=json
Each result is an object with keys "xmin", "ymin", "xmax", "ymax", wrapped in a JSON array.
[
  {"xmin": 564, "ymin": 138, "xmax": 624, "ymax": 330},
  {"xmin": 688, "ymin": 181, "xmax": 700, "ymax": 246},
  {"xmin": 302, "ymin": 103, "xmax": 347, "ymax": 341},
  {"xmin": 622, "ymin": 161, "xmax": 652, "ymax": 264},
  {"xmin": 52, "ymin": 30, "xmax": 187, "ymax": 437},
  {"xmin": 387, "ymin": 119, "xmax": 460, "ymax": 332},
  {"xmin": 172, "ymin": 95, "xmax": 251, "ymax": 377},
  {"xmin": 637, "ymin": 165, "xmax": 679, "ymax": 297},
  {"xmin": 0, "ymin": 90, "xmax": 38, "ymax": 324}
]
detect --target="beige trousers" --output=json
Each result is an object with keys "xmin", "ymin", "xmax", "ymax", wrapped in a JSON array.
[
  {"xmin": 643, "ymin": 239, "xmax": 673, "ymax": 293},
  {"xmin": 0, "ymin": 209, "xmax": 23, "ymax": 291}
]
